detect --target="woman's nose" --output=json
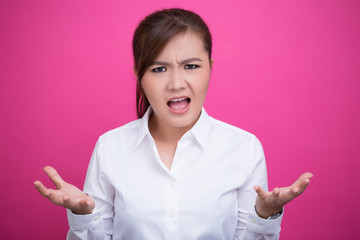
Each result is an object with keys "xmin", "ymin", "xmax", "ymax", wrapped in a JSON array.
[{"xmin": 167, "ymin": 69, "xmax": 186, "ymax": 90}]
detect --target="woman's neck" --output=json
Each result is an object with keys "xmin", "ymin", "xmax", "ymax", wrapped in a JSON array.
[{"xmin": 148, "ymin": 114, "xmax": 193, "ymax": 144}]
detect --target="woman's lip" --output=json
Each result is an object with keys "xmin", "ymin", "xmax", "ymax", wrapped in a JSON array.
[
  {"xmin": 168, "ymin": 96, "xmax": 190, "ymax": 102},
  {"xmin": 168, "ymin": 100, "xmax": 191, "ymax": 114},
  {"xmin": 167, "ymin": 96, "xmax": 191, "ymax": 114}
]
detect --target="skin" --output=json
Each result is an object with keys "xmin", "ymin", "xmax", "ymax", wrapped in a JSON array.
[
  {"xmin": 34, "ymin": 31, "xmax": 313, "ymax": 218},
  {"xmin": 34, "ymin": 166, "xmax": 94, "ymax": 214}
]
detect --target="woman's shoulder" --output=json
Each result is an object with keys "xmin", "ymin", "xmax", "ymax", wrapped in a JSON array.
[
  {"xmin": 210, "ymin": 117, "xmax": 256, "ymax": 137},
  {"xmin": 97, "ymin": 118, "xmax": 143, "ymax": 144},
  {"xmin": 208, "ymin": 116, "xmax": 261, "ymax": 145}
]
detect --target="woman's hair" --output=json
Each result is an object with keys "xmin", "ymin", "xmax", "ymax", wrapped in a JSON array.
[{"xmin": 133, "ymin": 8, "xmax": 212, "ymax": 118}]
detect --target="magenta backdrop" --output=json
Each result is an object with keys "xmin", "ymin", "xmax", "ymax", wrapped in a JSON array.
[{"xmin": 1, "ymin": 0, "xmax": 359, "ymax": 239}]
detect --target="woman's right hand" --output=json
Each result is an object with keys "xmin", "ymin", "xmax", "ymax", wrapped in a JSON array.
[{"xmin": 34, "ymin": 166, "xmax": 95, "ymax": 215}]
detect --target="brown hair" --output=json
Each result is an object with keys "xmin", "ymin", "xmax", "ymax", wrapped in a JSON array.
[{"xmin": 133, "ymin": 8, "xmax": 212, "ymax": 118}]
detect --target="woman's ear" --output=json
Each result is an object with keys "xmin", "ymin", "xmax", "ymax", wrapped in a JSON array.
[{"xmin": 210, "ymin": 59, "xmax": 214, "ymax": 70}]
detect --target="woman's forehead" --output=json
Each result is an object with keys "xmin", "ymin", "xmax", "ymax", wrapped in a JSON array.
[{"xmin": 154, "ymin": 32, "xmax": 208, "ymax": 61}]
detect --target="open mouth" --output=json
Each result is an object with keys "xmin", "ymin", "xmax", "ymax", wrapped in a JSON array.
[{"xmin": 167, "ymin": 97, "xmax": 191, "ymax": 111}]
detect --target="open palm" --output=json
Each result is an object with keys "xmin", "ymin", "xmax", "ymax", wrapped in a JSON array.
[
  {"xmin": 34, "ymin": 166, "xmax": 95, "ymax": 215},
  {"xmin": 254, "ymin": 172, "xmax": 313, "ymax": 218}
]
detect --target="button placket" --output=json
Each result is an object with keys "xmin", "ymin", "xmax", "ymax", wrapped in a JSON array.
[
  {"xmin": 170, "ymin": 178, "xmax": 178, "ymax": 220},
  {"xmin": 170, "ymin": 180, "xmax": 175, "ymax": 186}
]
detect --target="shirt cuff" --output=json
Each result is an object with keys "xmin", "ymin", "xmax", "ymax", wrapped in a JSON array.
[
  {"xmin": 246, "ymin": 207, "xmax": 283, "ymax": 235},
  {"xmin": 67, "ymin": 208, "xmax": 102, "ymax": 230}
]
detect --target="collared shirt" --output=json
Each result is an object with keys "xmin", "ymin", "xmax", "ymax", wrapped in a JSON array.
[{"xmin": 67, "ymin": 108, "xmax": 282, "ymax": 240}]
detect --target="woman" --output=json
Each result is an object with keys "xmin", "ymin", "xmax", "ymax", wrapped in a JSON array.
[{"xmin": 34, "ymin": 8, "xmax": 313, "ymax": 240}]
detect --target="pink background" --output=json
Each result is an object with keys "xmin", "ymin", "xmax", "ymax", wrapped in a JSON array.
[{"xmin": 1, "ymin": 0, "xmax": 359, "ymax": 239}]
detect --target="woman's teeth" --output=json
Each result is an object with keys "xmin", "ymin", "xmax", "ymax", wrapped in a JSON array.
[
  {"xmin": 167, "ymin": 98, "xmax": 190, "ymax": 110},
  {"xmin": 170, "ymin": 98, "xmax": 187, "ymax": 102}
]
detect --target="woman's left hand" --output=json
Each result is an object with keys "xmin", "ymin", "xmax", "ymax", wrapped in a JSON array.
[{"xmin": 254, "ymin": 172, "xmax": 313, "ymax": 218}]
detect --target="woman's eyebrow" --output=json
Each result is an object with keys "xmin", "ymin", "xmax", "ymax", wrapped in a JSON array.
[
  {"xmin": 180, "ymin": 57, "xmax": 202, "ymax": 64},
  {"xmin": 150, "ymin": 61, "xmax": 170, "ymax": 66},
  {"xmin": 150, "ymin": 57, "xmax": 202, "ymax": 66}
]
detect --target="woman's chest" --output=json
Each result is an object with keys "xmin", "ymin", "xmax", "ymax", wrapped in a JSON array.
[{"xmin": 107, "ymin": 146, "xmax": 247, "ymax": 227}]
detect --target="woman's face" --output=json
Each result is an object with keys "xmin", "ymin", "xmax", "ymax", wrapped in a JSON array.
[{"xmin": 141, "ymin": 31, "xmax": 212, "ymax": 131}]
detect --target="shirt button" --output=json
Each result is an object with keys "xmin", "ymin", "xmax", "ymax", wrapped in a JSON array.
[
  {"xmin": 170, "ymin": 180, "xmax": 175, "ymax": 186},
  {"xmin": 169, "ymin": 213, "xmax": 174, "ymax": 218},
  {"xmin": 94, "ymin": 215, "xmax": 100, "ymax": 221}
]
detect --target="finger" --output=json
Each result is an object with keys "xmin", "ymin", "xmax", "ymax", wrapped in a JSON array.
[
  {"xmin": 63, "ymin": 193, "xmax": 94, "ymax": 214},
  {"xmin": 292, "ymin": 172, "xmax": 313, "ymax": 191},
  {"xmin": 288, "ymin": 172, "xmax": 313, "ymax": 198},
  {"xmin": 34, "ymin": 181, "xmax": 51, "ymax": 198},
  {"xmin": 62, "ymin": 193, "xmax": 84, "ymax": 206},
  {"xmin": 62, "ymin": 193, "xmax": 77, "ymax": 209},
  {"xmin": 298, "ymin": 172, "xmax": 314, "ymax": 182},
  {"xmin": 34, "ymin": 181, "xmax": 56, "ymax": 200},
  {"xmin": 254, "ymin": 185, "xmax": 267, "ymax": 199},
  {"xmin": 34, "ymin": 181, "xmax": 65, "ymax": 205},
  {"xmin": 272, "ymin": 187, "xmax": 280, "ymax": 198},
  {"xmin": 79, "ymin": 197, "xmax": 93, "ymax": 210},
  {"xmin": 43, "ymin": 166, "xmax": 66, "ymax": 189},
  {"xmin": 292, "ymin": 186, "xmax": 300, "ymax": 195},
  {"xmin": 79, "ymin": 194, "xmax": 95, "ymax": 213}
]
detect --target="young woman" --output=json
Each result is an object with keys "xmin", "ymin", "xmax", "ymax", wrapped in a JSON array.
[{"xmin": 34, "ymin": 8, "xmax": 313, "ymax": 240}]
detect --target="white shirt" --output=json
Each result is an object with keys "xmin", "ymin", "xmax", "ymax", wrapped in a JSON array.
[{"xmin": 67, "ymin": 108, "xmax": 282, "ymax": 240}]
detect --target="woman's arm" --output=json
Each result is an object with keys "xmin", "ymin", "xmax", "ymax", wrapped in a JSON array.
[
  {"xmin": 254, "ymin": 172, "xmax": 313, "ymax": 219},
  {"xmin": 34, "ymin": 139, "xmax": 114, "ymax": 240},
  {"xmin": 34, "ymin": 166, "xmax": 95, "ymax": 215},
  {"xmin": 234, "ymin": 137, "xmax": 312, "ymax": 240}
]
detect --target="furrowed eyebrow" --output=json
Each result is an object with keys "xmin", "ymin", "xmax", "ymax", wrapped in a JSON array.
[
  {"xmin": 150, "ymin": 57, "xmax": 202, "ymax": 66},
  {"xmin": 150, "ymin": 61, "xmax": 170, "ymax": 66},
  {"xmin": 180, "ymin": 57, "xmax": 202, "ymax": 65}
]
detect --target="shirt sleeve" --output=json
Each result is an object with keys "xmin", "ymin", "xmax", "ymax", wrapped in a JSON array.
[
  {"xmin": 67, "ymin": 138, "xmax": 115, "ymax": 240},
  {"xmin": 234, "ymin": 136, "xmax": 282, "ymax": 240}
]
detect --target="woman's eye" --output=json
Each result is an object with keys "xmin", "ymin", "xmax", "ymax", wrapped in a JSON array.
[
  {"xmin": 185, "ymin": 64, "xmax": 199, "ymax": 70},
  {"xmin": 151, "ymin": 67, "xmax": 166, "ymax": 72}
]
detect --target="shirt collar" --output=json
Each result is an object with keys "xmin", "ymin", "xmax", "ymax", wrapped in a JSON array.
[
  {"xmin": 134, "ymin": 107, "xmax": 153, "ymax": 149},
  {"xmin": 188, "ymin": 108, "xmax": 211, "ymax": 149},
  {"xmin": 134, "ymin": 107, "xmax": 212, "ymax": 149}
]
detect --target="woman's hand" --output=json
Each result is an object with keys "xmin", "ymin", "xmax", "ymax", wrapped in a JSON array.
[
  {"xmin": 34, "ymin": 166, "xmax": 95, "ymax": 215},
  {"xmin": 254, "ymin": 172, "xmax": 313, "ymax": 218}
]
